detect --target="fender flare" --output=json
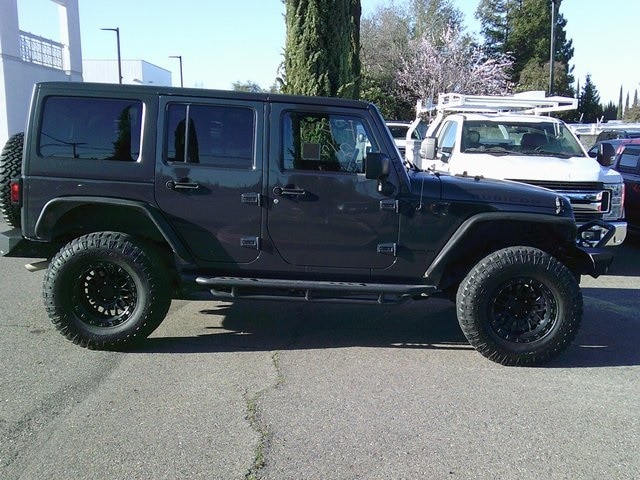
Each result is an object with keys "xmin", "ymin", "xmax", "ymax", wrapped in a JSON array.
[
  {"xmin": 423, "ymin": 211, "xmax": 578, "ymax": 283},
  {"xmin": 33, "ymin": 196, "xmax": 194, "ymax": 264}
]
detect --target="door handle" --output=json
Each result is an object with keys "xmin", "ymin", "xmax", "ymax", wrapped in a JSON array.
[
  {"xmin": 166, "ymin": 180, "xmax": 200, "ymax": 190},
  {"xmin": 273, "ymin": 186, "xmax": 306, "ymax": 197}
]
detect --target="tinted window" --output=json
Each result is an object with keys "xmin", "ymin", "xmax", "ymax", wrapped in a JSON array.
[
  {"xmin": 618, "ymin": 147, "xmax": 640, "ymax": 172},
  {"xmin": 39, "ymin": 96, "xmax": 142, "ymax": 161},
  {"xmin": 388, "ymin": 125, "xmax": 409, "ymax": 139},
  {"xmin": 282, "ymin": 112, "xmax": 375, "ymax": 173},
  {"xmin": 166, "ymin": 103, "xmax": 255, "ymax": 169}
]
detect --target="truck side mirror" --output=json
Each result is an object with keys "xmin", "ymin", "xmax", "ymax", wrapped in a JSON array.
[
  {"xmin": 420, "ymin": 137, "xmax": 437, "ymax": 160},
  {"xmin": 596, "ymin": 142, "xmax": 616, "ymax": 167},
  {"xmin": 365, "ymin": 152, "xmax": 390, "ymax": 180}
]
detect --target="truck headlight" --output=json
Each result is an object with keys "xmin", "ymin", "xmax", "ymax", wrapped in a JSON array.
[{"xmin": 604, "ymin": 182, "xmax": 625, "ymax": 220}]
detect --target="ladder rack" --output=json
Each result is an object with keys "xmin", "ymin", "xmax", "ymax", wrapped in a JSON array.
[{"xmin": 417, "ymin": 91, "xmax": 578, "ymax": 116}]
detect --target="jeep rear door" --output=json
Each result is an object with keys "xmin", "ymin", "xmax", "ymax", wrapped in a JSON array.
[
  {"xmin": 266, "ymin": 104, "xmax": 399, "ymax": 270},
  {"xmin": 155, "ymin": 97, "xmax": 264, "ymax": 264}
]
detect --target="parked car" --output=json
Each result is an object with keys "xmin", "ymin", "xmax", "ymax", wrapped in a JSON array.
[
  {"xmin": 595, "ymin": 129, "xmax": 640, "ymax": 143},
  {"xmin": 589, "ymin": 138, "xmax": 640, "ymax": 231},
  {"xmin": 0, "ymin": 82, "xmax": 614, "ymax": 366},
  {"xmin": 386, "ymin": 121, "xmax": 425, "ymax": 157},
  {"xmin": 415, "ymin": 92, "xmax": 627, "ymax": 247}
]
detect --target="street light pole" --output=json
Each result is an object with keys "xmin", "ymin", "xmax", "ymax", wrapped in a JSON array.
[
  {"xmin": 101, "ymin": 27, "xmax": 122, "ymax": 84},
  {"xmin": 169, "ymin": 55, "xmax": 183, "ymax": 87}
]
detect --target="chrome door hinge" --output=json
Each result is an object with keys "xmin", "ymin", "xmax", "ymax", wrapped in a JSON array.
[
  {"xmin": 241, "ymin": 192, "xmax": 262, "ymax": 206},
  {"xmin": 377, "ymin": 243, "xmax": 397, "ymax": 256}
]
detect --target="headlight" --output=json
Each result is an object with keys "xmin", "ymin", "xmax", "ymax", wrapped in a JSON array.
[{"xmin": 604, "ymin": 182, "xmax": 625, "ymax": 220}]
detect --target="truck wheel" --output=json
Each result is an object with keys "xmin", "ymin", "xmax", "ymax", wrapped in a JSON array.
[
  {"xmin": 43, "ymin": 232, "xmax": 171, "ymax": 349},
  {"xmin": 456, "ymin": 246, "xmax": 582, "ymax": 366},
  {"xmin": 0, "ymin": 132, "xmax": 24, "ymax": 228}
]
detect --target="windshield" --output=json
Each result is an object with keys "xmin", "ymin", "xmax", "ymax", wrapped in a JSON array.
[{"xmin": 460, "ymin": 120, "xmax": 585, "ymax": 158}]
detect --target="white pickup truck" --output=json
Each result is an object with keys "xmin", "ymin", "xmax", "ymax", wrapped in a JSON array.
[{"xmin": 406, "ymin": 91, "xmax": 627, "ymax": 247}]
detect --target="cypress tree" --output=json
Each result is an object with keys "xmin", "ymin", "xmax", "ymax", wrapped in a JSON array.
[
  {"xmin": 282, "ymin": 0, "xmax": 361, "ymax": 99},
  {"xmin": 617, "ymin": 85, "xmax": 623, "ymax": 120}
]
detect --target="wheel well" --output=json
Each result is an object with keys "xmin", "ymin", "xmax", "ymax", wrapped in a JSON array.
[
  {"xmin": 51, "ymin": 204, "xmax": 162, "ymax": 242},
  {"xmin": 436, "ymin": 219, "xmax": 573, "ymax": 295},
  {"xmin": 48, "ymin": 204, "xmax": 178, "ymax": 283}
]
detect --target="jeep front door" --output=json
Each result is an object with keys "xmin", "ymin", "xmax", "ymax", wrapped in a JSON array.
[{"xmin": 266, "ymin": 106, "xmax": 399, "ymax": 270}]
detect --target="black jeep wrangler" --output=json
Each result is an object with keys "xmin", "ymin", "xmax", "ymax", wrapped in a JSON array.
[{"xmin": 0, "ymin": 82, "xmax": 612, "ymax": 365}]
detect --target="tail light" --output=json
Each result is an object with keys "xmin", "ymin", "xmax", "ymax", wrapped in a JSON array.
[{"xmin": 10, "ymin": 179, "xmax": 21, "ymax": 204}]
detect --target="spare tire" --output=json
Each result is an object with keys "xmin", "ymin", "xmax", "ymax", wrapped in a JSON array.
[{"xmin": 0, "ymin": 132, "xmax": 24, "ymax": 228}]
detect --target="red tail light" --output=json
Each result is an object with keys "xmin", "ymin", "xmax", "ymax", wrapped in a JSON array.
[{"xmin": 10, "ymin": 180, "xmax": 20, "ymax": 203}]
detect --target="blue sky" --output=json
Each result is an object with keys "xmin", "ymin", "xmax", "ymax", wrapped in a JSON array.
[{"xmin": 17, "ymin": 0, "xmax": 639, "ymax": 106}]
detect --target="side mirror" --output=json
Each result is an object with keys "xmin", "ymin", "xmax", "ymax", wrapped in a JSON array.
[
  {"xmin": 596, "ymin": 142, "xmax": 616, "ymax": 167},
  {"xmin": 420, "ymin": 137, "xmax": 437, "ymax": 160},
  {"xmin": 365, "ymin": 152, "xmax": 390, "ymax": 180}
]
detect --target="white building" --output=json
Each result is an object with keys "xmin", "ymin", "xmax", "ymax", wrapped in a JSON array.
[
  {"xmin": 0, "ymin": 0, "xmax": 173, "ymax": 148},
  {"xmin": 0, "ymin": 0, "xmax": 83, "ymax": 147},
  {"xmin": 83, "ymin": 59, "xmax": 171, "ymax": 86}
]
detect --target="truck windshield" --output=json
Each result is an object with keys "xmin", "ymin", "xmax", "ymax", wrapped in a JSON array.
[{"xmin": 460, "ymin": 120, "xmax": 585, "ymax": 158}]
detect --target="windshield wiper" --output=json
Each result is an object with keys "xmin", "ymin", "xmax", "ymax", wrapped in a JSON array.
[
  {"xmin": 465, "ymin": 146, "xmax": 520, "ymax": 156},
  {"xmin": 523, "ymin": 149, "xmax": 574, "ymax": 158}
]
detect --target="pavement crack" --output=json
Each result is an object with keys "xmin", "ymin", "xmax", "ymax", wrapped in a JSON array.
[{"xmin": 244, "ymin": 350, "xmax": 284, "ymax": 480}]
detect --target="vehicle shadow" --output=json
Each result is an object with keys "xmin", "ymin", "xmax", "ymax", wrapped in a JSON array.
[
  {"xmin": 608, "ymin": 233, "xmax": 640, "ymax": 276},
  {"xmin": 138, "ymin": 299, "xmax": 473, "ymax": 354},
  {"xmin": 137, "ymin": 289, "xmax": 640, "ymax": 368}
]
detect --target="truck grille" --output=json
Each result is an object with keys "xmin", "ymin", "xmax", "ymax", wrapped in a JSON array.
[{"xmin": 507, "ymin": 179, "xmax": 609, "ymax": 222}]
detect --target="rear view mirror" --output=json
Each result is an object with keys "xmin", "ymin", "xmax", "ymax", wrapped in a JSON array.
[
  {"xmin": 365, "ymin": 152, "xmax": 390, "ymax": 180},
  {"xmin": 596, "ymin": 142, "xmax": 616, "ymax": 167}
]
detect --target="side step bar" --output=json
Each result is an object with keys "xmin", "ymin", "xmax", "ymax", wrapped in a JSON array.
[{"xmin": 195, "ymin": 276, "xmax": 437, "ymax": 304}]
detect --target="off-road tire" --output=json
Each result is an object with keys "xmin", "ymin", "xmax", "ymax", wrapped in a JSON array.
[
  {"xmin": 43, "ymin": 232, "xmax": 171, "ymax": 350},
  {"xmin": 456, "ymin": 246, "xmax": 582, "ymax": 366},
  {"xmin": 0, "ymin": 132, "xmax": 24, "ymax": 227}
]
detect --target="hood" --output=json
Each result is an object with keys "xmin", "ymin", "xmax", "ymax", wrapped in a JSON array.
[
  {"xmin": 448, "ymin": 153, "xmax": 608, "ymax": 182},
  {"xmin": 417, "ymin": 171, "xmax": 570, "ymax": 215}
]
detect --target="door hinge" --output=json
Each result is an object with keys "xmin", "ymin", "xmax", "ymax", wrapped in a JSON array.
[
  {"xmin": 380, "ymin": 199, "xmax": 399, "ymax": 213},
  {"xmin": 377, "ymin": 243, "xmax": 397, "ymax": 256},
  {"xmin": 240, "ymin": 236, "xmax": 261, "ymax": 250},
  {"xmin": 241, "ymin": 192, "xmax": 262, "ymax": 206}
]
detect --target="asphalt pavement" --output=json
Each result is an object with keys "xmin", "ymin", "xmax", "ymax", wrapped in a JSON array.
[{"xmin": 1, "ymin": 219, "xmax": 638, "ymax": 479}]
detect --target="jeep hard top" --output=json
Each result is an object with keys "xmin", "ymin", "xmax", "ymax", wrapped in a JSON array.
[{"xmin": 0, "ymin": 82, "xmax": 613, "ymax": 366}]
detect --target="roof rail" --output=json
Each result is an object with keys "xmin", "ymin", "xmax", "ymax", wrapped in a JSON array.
[{"xmin": 417, "ymin": 91, "xmax": 578, "ymax": 116}]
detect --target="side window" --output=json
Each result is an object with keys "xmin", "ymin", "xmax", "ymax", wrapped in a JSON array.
[
  {"xmin": 166, "ymin": 103, "xmax": 255, "ymax": 169},
  {"xmin": 437, "ymin": 121, "xmax": 458, "ymax": 153},
  {"xmin": 282, "ymin": 112, "xmax": 375, "ymax": 173},
  {"xmin": 38, "ymin": 96, "xmax": 142, "ymax": 161},
  {"xmin": 618, "ymin": 147, "xmax": 640, "ymax": 172}
]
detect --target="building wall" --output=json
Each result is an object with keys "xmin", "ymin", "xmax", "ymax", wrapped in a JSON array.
[
  {"xmin": 0, "ymin": 0, "xmax": 82, "ymax": 147},
  {"xmin": 83, "ymin": 59, "xmax": 172, "ymax": 86}
]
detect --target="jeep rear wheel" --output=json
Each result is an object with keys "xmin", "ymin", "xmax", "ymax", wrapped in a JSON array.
[
  {"xmin": 456, "ymin": 246, "xmax": 582, "ymax": 366},
  {"xmin": 0, "ymin": 132, "xmax": 24, "ymax": 228},
  {"xmin": 43, "ymin": 232, "xmax": 171, "ymax": 349}
]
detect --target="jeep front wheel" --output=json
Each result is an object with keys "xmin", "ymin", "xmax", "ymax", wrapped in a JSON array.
[
  {"xmin": 0, "ymin": 132, "xmax": 24, "ymax": 228},
  {"xmin": 43, "ymin": 232, "xmax": 171, "ymax": 349},
  {"xmin": 456, "ymin": 246, "xmax": 582, "ymax": 366}
]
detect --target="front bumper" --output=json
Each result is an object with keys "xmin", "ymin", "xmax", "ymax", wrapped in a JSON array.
[
  {"xmin": 566, "ymin": 245, "xmax": 614, "ymax": 279},
  {"xmin": 577, "ymin": 220, "xmax": 627, "ymax": 248}
]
